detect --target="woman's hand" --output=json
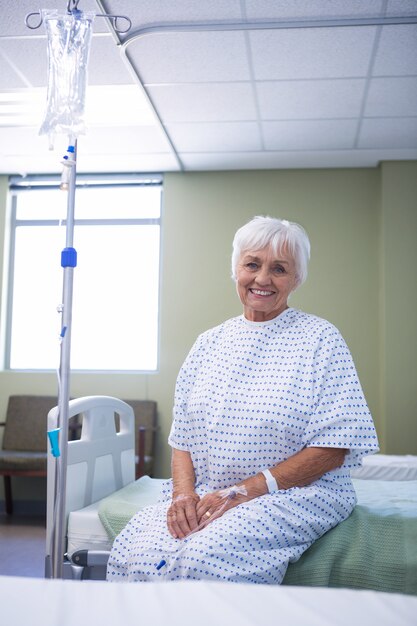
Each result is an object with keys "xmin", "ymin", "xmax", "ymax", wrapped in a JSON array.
[
  {"xmin": 167, "ymin": 492, "xmax": 200, "ymax": 539},
  {"xmin": 195, "ymin": 488, "xmax": 248, "ymax": 528}
]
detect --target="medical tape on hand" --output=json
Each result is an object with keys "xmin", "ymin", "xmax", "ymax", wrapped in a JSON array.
[
  {"xmin": 218, "ymin": 484, "xmax": 248, "ymax": 499},
  {"xmin": 187, "ymin": 484, "xmax": 248, "ymax": 537}
]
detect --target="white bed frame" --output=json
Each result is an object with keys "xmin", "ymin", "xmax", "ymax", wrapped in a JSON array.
[{"xmin": 46, "ymin": 396, "xmax": 136, "ymax": 579}]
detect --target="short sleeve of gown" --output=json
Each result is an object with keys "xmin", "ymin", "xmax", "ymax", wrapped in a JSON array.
[
  {"xmin": 168, "ymin": 329, "xmax": 211, "ymax": 451},
  {"xmin": 302, "ymin": 323, "xmax": 379, "ymax": 469}
]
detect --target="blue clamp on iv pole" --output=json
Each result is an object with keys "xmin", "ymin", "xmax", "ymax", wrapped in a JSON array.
[
  {"xmin": 48, "ymin": 428, "xmax": 61, "ymax": 457},
  {"xmin": 61, "ymin": 246, "xmax": 77, "ymax": 268}
]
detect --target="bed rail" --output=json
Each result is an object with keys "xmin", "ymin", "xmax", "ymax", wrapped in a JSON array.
[{"xmin": 45, "ymin": 396, "xmax": 135, "ymax": 579}]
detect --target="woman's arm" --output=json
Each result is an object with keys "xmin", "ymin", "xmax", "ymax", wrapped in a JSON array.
[
  {"xmin": 247, "ymin": 446, "xmax": 348, "ymax": 498},
  {"xmin": 167, "ymin": 448, "xmax": 200, "ymax": 539},
  {"xmin": 267, "ymin": 446, "xmax": 347, "ymax": 492},
  {"xmin": 172, "ymin": 448, "xmax": 196, "ymax": 497},
  {"xmin": 196, "ymin": 447, "xmax": 347, "ymax": 520}
]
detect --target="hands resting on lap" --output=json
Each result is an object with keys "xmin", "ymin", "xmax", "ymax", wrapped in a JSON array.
[{"xmin": 167, "ymin": 489, "xmax": 248, "ymax": 539}]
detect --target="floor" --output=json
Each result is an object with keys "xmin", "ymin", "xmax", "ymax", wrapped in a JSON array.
[{"xmin": 0, "ymin": 514, "xmax": 46, "ymax": 577}]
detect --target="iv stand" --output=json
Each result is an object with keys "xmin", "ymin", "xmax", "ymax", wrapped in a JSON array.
[
  {"xmin": 26, "ymin": 1, "xmax": 132, "ymax": 581},
  {"xmin": 48, "ymin": 140, "xmax": 78, "ymax": 580}
]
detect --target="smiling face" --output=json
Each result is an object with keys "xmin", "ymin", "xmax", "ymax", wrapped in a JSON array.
[{"xmin": 236, "ymin": 245, "xmax": 299, "ymax": 322}]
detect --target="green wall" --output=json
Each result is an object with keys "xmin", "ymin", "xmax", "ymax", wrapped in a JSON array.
[
  {"xmin": 380, "ymin": 162, "xmax": 417, "ymax": 453},
  {"xmin": 0, "ymin": 163, "xmax": 415, "ymax": 505}
]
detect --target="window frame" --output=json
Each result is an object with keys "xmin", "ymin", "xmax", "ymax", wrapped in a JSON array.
[{"xmin": 4, "ymin": 173, "xmax": 163, "ymax": 373}]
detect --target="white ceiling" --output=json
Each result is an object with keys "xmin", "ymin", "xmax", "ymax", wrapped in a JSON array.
[{"xmin": 0, "ymin": 0, "xmax": 416, "ymax": 174}]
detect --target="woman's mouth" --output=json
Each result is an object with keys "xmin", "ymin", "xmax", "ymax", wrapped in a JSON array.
[{"xmin": 250, "ymin": 288, "xmax": 274, "ymax": 297}]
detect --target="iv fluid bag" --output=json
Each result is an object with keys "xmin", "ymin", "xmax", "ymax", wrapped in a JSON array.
[{"xmin": 39, "ymin": 10, "xmax": 95, "ymax": 139}]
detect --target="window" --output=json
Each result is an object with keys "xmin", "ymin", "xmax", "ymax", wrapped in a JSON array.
[{"xmin": 4, "ymin": 174, "xmax": 162, "ymax": 371}]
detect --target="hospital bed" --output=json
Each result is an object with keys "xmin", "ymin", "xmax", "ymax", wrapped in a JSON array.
[{"xmin": 46, "ymin": 396, "xmax": 417, "ymax": 595}]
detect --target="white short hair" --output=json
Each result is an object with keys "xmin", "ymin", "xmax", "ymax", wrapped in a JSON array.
[{"xmin": 231, "ymin": 216, "xmax": 311, "ymax": 286}]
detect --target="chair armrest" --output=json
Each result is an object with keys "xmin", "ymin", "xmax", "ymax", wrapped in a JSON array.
[
  {"xmin": 68, "ymin": 420, "xmax": 82, "ymax": 441},
  {"xmin": 136, "ymin": 426, "xmax": 146, "ymax": 479}
]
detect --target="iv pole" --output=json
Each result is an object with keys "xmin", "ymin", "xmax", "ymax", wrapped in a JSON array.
[
  {"xmin": 26, "ymin": 1, "xmax": 131, "ymax": 580},
  {"xmin": 51, "ymin": 140, "xmax": 77, "ymax": 579}
]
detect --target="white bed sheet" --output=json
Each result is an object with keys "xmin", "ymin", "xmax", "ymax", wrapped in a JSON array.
[
  {"xmin": 352, "ymin": 478, "xmax": 417, "ymax": 516},
  {"xmin": 2, "ymin": 576, "xmax": 417, "ymax": 626}
]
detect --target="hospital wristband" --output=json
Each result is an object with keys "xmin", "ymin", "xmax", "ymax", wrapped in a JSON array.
[{"xmin": 261, "ymin": 469, "xmax": 279, "ymax": 493}]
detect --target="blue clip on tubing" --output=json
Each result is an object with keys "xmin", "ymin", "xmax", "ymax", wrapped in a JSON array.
[{"xmin": 48, "ymin": 428, "xmax": 61, "ymax": 458}]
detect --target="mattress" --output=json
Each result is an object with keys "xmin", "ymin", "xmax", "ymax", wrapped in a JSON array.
[
  {"xmin": 351, "ymin": 453, "xmax": 417, "ymax": 480},
  {"xmin": 67, "ymin": 475, "xmax": 165, "ymax": 557}
]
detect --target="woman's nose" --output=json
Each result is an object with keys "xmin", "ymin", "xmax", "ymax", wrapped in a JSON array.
[{"xmin": 254, "ymin": 267, "xmax": 271, "ymax": 284}]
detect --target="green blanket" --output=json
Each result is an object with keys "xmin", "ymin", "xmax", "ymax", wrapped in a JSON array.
[
  {"xmin": 98, "ymin": 479, "xmax": 417, "ymax": 595},
  {"xmin": 282, "ymin": 505, "xmax": 417, "ymax": 595}
]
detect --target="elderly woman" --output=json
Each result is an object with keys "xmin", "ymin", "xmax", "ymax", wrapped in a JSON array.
[{"xmin": 107, "ymin": 216, "xmax": 378, "ymax": 584}]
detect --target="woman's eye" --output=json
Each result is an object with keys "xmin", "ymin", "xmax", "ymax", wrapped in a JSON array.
[
  {"xmin": 245, "ymin": 262, "xmax": 258, "ymax": 270},
  {"xmin": 273, "ymin": 266, "xmax": 285, "ymax": 274}
]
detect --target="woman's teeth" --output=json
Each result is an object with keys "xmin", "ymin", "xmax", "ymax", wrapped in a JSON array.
[{"xmin": 251, "ymin": 289, "xmax": 273, "ymax": 296}]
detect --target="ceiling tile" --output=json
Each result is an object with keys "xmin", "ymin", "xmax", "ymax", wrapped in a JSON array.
[
  {"xmin": 0, "ymin": 46, "xmax": 30, "ymax": 89},
  {"xmin": 250, "ymin": 26, "xmax": 377, "ymax": 80},
  {"xmin": 147, "ymin": 83, "xmax": 257, "ymax": 122},
  {"xmin": 373, "ymin": 25, "xmax": 417, "ymax": 76},
  {"xmin": 164, "ymin": 121, "xmax": 261, "ymax": 152},
  {"xmin": 87, "ymin": 36, "xmax": 134, "ymax": 85},
  {"xmin": 257, "ymin": 78, "xmax": 366, "ymax": 120},
  {"xmin": 358, "ymin": 117, "xmax": 417, "ymax": 148},
  {"xmin": 128, "ymin": 31, "xmax": 251, "ymax": 84},
  {"xmin": 0, "ymin": 38, "xmax": 48, "ymax": 88},
  {"xmin": 102, "ymin": 0, "xmax": 243, "ymax": 35},
  {"xmin": 245, "ymin": 0, "xmax": 385, "ymax": 20},
  {"xmin": 81, "ymin": 125, "xmax": 173, "ymax": 154},
  {"xmin": 386, "ymin": 0, "xmax": 417, "ymax": 16},
  {"xmin": 365, "ymin": 77, "xmax": 417, "ymax": 117},
  {"xmin": 262, "ymin": 119, "xmax": 358, "ymax": 150}
]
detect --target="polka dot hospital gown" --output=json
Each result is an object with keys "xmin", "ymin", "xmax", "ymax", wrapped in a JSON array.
[{"xmin": 107, "ymin": 308, "xmax": 379, "ymax": 584}]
